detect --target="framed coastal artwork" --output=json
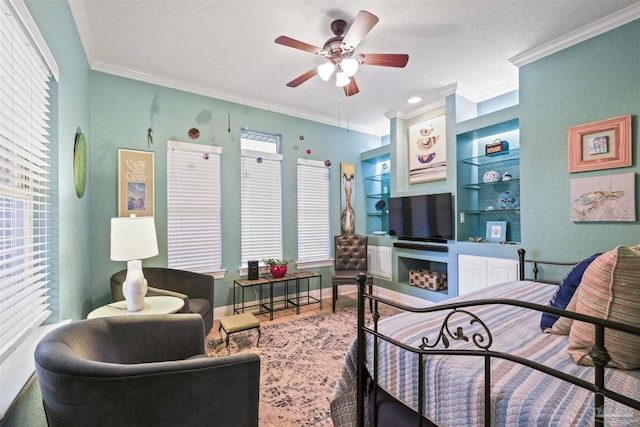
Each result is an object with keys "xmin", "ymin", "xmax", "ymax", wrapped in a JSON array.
[
  {"xmin": 118, "ymin": 148, "xmax": 154, "ymax": 217},
  {"xmin": 408, "ymin": 114, "xmax": 446, "ymax": 183},
  {"xmin": 570, "ymin": 172, "xmax": 635, "ymax": 222},
  {"xmin": 340, "ymin": 162, "xmax": 355, "ymax": 234},
  {"xmin": 568, "ymin": 115, "xmax": 631, "ymax": 173}
]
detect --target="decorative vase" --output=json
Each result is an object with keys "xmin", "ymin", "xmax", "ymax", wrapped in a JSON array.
[
  {"xmin": 123, "ymin": 260, "xmax": 147, "ymax": 311},
  {"xmin": 270, "ymin": 265, "xmax": 287, "ymax": 278}
]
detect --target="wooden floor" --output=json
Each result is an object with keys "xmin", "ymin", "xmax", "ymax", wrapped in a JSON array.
[{"xmin": 208, "ymin": 292, "xmax": 358, "ymax": 336}]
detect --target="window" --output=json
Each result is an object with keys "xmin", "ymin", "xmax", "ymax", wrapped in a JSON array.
[
  {"xmin": 167, "ymin": 140, "xmax": 222, "ymax": 275},
  {"xmin": 0, "ymin": 0, "xmax": 57, "ymax": 361},
  {"xmin": 240, "ymin": 131, "xmax": 282, "ymax": 266},
  {"xmin": 297, "ymin": 159, "xmax": 331, "ymax": 266}
]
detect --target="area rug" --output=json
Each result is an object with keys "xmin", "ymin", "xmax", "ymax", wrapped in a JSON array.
[{"xmin": 205, "ymin": 298, "xmax": 399, "ymax": 426}]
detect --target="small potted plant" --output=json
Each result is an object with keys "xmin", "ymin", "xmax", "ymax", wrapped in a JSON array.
[{"xmin": 262, "ymin": 259, "xmax": 291, "ymax": 278}]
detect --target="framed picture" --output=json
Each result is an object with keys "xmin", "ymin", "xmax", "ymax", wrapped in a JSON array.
[
  {"xmin": 408, "ymin": 114, "xmax": 446, "ymax": 183},
  {"xmin": 485, "ymin": 221, "xmax": 507, "ymax": 242},
  {"xmin": 570, "ymin": 172, "xmax": 635, "ymax": 222},
  {"xmin": 568, "ymin": 115, "xmax": 631, "ymax": 172},
  {"xmin": 340, "ymin": 162, "xmax": 356, "ymax": 234},
  {"xmin": 118, "ymin": 148, "xmax": 154, "ymax": 217}
]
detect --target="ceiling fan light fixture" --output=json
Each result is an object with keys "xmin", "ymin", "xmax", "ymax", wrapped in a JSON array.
[
  {"xmin": 335, "ymin": 71, "xmax": 350, "ymax": 87},
  {"xmin": 317, "ymin": 62, "xmax": 335, "ymax": 81},
  {"xmin": 340, "ymin": 57, "xmax": 358, "ymax": 77}
]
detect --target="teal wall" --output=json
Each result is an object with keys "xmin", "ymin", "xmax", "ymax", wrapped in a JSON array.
[
  {"xmin": 89, "ymin": 72, "xmax": 380, "ymax": 310},
  {"xmin": 519, "ymin": 19, "xmax": 640, "ymax": 261},
  {"xmin": 6, "ymin": 0, "xmax": 639, "ymax": 424}
]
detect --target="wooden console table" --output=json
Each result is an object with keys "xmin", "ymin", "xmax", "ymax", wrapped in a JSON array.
[{"xmin": 233, "ymin": 271, "xmax": 322, "ymax": 320}]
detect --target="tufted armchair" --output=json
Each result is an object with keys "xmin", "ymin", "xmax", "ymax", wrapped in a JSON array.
[
  {"xmin": 34, "ymin": 314, "xmax": 260, "ymax": 427},
  {"xmin": 111, "ymin": 267, "xmax": 214, "ymax": 332},
  {"xmin": 332, "ymin": 234, "xmax": 373, "ymax": 312}
]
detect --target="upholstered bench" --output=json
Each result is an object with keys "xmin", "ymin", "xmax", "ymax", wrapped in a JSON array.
[{"xmin": 219, "ymin": 313, "xmax": 261, "ymax": 354}]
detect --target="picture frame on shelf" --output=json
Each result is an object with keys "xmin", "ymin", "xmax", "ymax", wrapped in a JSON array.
[
  {"xmin": 118, "ymin": 148, "xmax": 155, "ymax": 217},
  {"xmin": 485, "ymin": 221, "xmax": 507, "ymax": 242},
  {"xmin": 568, "ymin": 114, "xmax": 631, "ymax": 173}
]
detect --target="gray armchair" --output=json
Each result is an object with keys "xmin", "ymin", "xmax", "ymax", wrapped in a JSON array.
[
  {"xmin": 111, "ymin": 267, "xmax": 214, "ymax": 332},
  {"xmin": 332, "ymin": 234, "xmax": 373, "ymax": 312},
  {"xmin": 35, "ymin": 314, "xmax": 260, "ymax": 427}
]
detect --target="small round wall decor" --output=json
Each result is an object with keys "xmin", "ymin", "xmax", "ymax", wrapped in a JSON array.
[{"xmin": 73, "ymin": 132, "xmax": 87, "ymax": 198}]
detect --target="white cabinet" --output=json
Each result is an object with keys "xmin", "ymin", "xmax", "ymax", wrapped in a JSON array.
[
  {"xmin": 458, "ymin": 254, "xmax": 518, "ymax": 295},
  {"xmin": 368, "ymin": 245, "xmax": 392, "ymax": 280}
]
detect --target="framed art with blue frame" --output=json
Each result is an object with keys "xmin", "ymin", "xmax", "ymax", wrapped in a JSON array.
[{"xmin": 486, "ymin": 221, "xmax": 507, "ymax": 242}]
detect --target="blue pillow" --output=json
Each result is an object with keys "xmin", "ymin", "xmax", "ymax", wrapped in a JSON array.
[{"xmin": 540, "ymin": 253, "xmax": 601, "ymax": 332}]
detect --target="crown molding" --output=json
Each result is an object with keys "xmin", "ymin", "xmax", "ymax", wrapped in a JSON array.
[
  {"xmin": 91, "ymin": 60, "xmax": 384, "ymax": 136},
  {"xmin": 510, "ymin": 2, "xmax": 640, "ymax": 67}
]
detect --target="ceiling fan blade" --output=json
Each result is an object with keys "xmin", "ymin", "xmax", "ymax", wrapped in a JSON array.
[
  {"xmin": 343, "ymin": 77, "xmax": 359, "ymax": 97},
  {"xmin": 275, "ymin": 36, "xmax": 323, "ymax": 55},
  {"xmin": 358, "ymin": 53, "xmax": 409, "ymax": 68},
  {"xmin": 342, "ymin": 10, "xmax": 379, "ymax": 51},
  {"xmin": 286, "ymin": 69, "xmax": 318, "ymax": 87}
]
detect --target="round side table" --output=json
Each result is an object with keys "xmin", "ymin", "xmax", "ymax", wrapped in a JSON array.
[{"xmin": 87, "ymin": 296, "xmax": 185, "ymax": 319}]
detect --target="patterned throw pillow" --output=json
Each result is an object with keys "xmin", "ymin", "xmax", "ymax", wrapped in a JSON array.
[
  {"xmin": 540, "ymin": 253, "xmax": 601, "ymax": 334},
  {"xmin": 568, "ymin": 245, "xmax": 640, "ymax": 370}
]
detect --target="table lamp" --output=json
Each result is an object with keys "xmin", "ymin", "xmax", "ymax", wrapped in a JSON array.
[{"xmin": 110, "ymin": 214, "xmax": 159, "ymax": 311}]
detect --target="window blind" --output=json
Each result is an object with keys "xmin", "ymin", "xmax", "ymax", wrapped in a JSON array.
[
  {"xmin": 167, "ymin": 140, "xmax": 222, "ymax": 274},
  {"xmin": 297, "ymin": 159, "xmax": 330, "ymax": 262},
  {"xmin": 241, "ymin": 150, "xmax": 283, "ymax": 265},
  {"xmin": 0, "ymin": 0, "xmax": 53, "ymax": 360}
]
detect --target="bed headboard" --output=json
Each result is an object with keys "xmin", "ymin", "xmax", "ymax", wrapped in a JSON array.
[{"xmin": 517, "ymin": 248, "xmax": 578, "ymax": 285}]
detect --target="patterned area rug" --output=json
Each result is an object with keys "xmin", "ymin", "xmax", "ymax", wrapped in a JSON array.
[{"xmin": 205, "ymin": 298, "xmax": 398, "ymax": 426}]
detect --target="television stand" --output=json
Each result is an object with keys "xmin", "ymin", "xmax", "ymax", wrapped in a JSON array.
[{"xmin": 393, "ymin": 242, "xmax": 448, "ymax": 252}]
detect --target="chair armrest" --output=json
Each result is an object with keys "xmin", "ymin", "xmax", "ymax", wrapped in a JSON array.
[{"xmin": 146, "ymin": 286, "xmax": 190, "ymax": 313}]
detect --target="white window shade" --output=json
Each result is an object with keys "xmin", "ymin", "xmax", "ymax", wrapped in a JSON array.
[
  {"xmin": 167, "ymin": 140, "xmax": 222, "ymax": 274},
  {"xmin": 241, "ymin": 150, "xmax": 283, "ymax": 265},
  {"xmin": 0, "ymin": 0, "xmax": 54, "ymax": 361},
  {"xmin": 297, "ymin": 159, "xmax": 330, "ymax": 262}
]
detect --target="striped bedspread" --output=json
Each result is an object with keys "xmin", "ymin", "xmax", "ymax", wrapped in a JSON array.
[{"xmin": 330, "ymin": 281, "xmax": 640, "ymax": 426}]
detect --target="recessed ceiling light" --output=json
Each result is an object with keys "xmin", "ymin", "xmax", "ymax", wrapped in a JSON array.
[{"xmin": 407, "ymin": 96, "xmax": 422, "ymax": 104}]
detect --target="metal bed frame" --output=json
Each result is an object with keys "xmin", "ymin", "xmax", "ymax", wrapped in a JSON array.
[{"xmin": 355, "ymin": 249, "xmax": 640, "ymax": 426}]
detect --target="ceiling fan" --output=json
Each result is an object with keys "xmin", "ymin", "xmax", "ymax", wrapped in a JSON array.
[{"xmin": 274, "ymin": 10, "xmax": 409, "ymax": 96}]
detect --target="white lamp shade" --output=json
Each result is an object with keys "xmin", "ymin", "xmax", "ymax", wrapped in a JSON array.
[
  {"xmin": 335, "ymin": 71, "xmax": 350, "ymax": 87},
  {"xmin": 317, "ymin": 62, "xmax": 334, "ymax": 81},
  {"xmin": 110, "ymin": 215, "xmax": 159, "ymax": 261},
  {"xmin": 340, "ymin": 58, "xmax": 358, "ymax": 77}
]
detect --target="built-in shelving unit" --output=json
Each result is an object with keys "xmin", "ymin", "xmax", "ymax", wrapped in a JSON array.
[
  {"xmin": 456, "ymin": 115, "xmax": 521, "ymax": 244},
  {"xmin": 361, "ymin": 146, "xmax": 391, "ymax": 236}
]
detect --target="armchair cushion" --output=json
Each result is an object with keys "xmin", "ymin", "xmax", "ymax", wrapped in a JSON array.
[
  {"xmin": 111, "ymin": 267, "xmax": 214, "ymax": 332},
  {"xmin": 35, "ymin": 314, "xmax": 260, "ymax": 427}
]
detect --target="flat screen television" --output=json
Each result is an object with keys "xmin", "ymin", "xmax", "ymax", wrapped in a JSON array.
[{"xmin": 388, "ymin": 192, "xmax": 454, "ymax": 243}]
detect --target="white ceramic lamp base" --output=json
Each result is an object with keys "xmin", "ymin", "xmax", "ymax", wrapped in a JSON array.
[{"xmin": 122, "ymin": 259, "xmax": 148, "ymax": 311}]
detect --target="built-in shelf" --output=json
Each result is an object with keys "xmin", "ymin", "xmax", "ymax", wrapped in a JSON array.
[{"xmin": 361, "ymin": 149, "xmax": 391, "ymax": 235}]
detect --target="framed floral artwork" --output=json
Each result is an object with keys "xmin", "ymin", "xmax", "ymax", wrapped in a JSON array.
[
  {"xmin": 568, "ymin": 115, "xmax": 631, "ymax": 172},
  {"xmin": 118, "ymin": 148, "xmax": 154, "ymax": 217}
]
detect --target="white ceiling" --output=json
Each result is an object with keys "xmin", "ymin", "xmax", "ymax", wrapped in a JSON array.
[{"xmin": 67, "ymin": 0, "xmax": 640, "ymax": 136}]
